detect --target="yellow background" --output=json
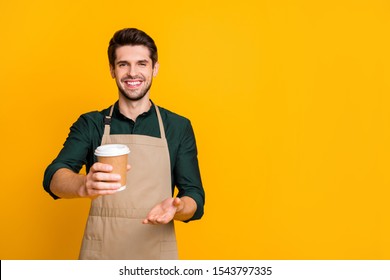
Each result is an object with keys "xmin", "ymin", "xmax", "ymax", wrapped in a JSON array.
[{"xmin": 1, "ymin": 0, "xmax": 390, "ymax": 259}]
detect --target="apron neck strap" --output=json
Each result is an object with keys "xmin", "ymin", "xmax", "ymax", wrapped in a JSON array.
[
  {"xmin": 102, "ymin": 104, "xmax": 166, "ymax": 139},
  {"xmin": 154, "ymin": 104, "xmax": 166, "ymax": 140},
  {"xmin": 102, "ymin": 105, "xmax": 115, "ymax": 136}
]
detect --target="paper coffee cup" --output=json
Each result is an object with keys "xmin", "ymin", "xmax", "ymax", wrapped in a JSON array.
[{"xmin": 94, "ymin": 144, "xmax": 130, "ymax": 192}]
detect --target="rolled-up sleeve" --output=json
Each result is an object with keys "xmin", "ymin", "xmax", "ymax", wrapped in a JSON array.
[
  {"xmin": 174, "ymin": 120, "xmax": 205, "ymax": 221},
  {"xmin": 43, "ymin": 114, "xmax": 98, "ymax": 199}
]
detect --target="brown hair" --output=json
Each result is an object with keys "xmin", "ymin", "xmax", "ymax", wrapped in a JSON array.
[{"xmin": 108, "ymin": 28, "xmax": 158, "ymax": 67}]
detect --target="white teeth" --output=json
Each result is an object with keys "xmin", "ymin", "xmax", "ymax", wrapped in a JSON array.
[{"xmin": 126, "ymin": 81, "xmax": 141, "ymax": 86}]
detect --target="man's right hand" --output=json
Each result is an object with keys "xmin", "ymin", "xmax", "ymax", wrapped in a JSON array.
[
  {"xmin": 49, "ymin": 164, "xmax": 131, "ymax": 199},
  {"xmin": 83, "ymin": 162, "xmax": 124, "ymax": 198}
]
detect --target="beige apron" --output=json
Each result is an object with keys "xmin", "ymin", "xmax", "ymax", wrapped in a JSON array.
[{"xmin": 79, "ymin": 104, "xmax": 178, "ymax": 259}]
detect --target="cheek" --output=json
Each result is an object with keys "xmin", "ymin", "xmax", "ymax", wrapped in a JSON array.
[{"xmin": 113, "ymin": 68, "xmax": 127, "ymax": 79}]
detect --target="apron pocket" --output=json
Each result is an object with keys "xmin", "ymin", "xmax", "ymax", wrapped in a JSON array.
[
  {"xmin": 80, "ymin": 238, "xmax": 102, "ymax": 252},
  {"xmin": 160, "ymin": 241, "xmax": 178, "ymax": 259},
  {"xmin": 79, "ymin": 215, "xmax": 104, "ymax": 259},
  {"xmin": 161, "ymin": 241, "xmax": 177, "ymax": 251}
]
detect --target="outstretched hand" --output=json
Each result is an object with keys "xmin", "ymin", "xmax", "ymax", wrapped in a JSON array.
[
  {"xmin": 84, "ymin": 163, "xmax": 131, "ymax": 198},
  {"xmin": 143, "ymin": 197, "xmax": 183, "ymax": 225}
]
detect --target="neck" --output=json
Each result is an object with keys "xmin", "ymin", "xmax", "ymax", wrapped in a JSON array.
[{"xmin": 118, "ymin": 97, "xmax": 152, "ymax": 121}]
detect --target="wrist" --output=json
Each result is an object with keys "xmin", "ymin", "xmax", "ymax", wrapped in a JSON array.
[{"xmin": 77, "ymin": 175, "xmax": 88, "ymax": 198}]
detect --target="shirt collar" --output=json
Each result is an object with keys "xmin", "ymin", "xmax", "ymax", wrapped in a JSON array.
[{"xmin": 112, "ymin": 99, "xmax": 155, "ymax": 121}]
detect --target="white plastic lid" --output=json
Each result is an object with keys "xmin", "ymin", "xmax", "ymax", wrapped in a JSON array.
[{"xmin": 94, "ymin": 144, "xmax": 130, "ymax": 157}]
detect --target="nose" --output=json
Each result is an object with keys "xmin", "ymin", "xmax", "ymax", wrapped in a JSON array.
[{"xmin": 127, "ymin": 66, "xmax": 137, "ymax": 77}]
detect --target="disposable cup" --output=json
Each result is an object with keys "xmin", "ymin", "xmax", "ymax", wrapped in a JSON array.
[{"xmin": 94, "ymin": 144, "xmax": 130, "ymax": 192}]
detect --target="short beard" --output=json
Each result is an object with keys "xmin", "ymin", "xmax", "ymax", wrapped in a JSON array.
[{"xmin": 117, "ymin": 80, "xmax": 153, "ymax": 101}]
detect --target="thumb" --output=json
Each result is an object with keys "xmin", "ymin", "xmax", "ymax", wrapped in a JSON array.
[{"xmin": 172, "ymin": 197, "xmax": 182, "ymax": 208}]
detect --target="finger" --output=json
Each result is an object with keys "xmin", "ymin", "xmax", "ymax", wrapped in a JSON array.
[
  {"xmin": 143, "ymin": 218, "xmax": 157, "ymax": 225},
  {"xmin": 148, "ymin": 215, "xmax": 159, "ymax": 225},
  {"xmin": 143, "ymin": 213, "xmax": 162, "ymax": 225},
  {"xmin": 156, "ymin": 216, "xmax": 168, "ymax": 224},
  {"xmin": 149, "ymin": 213, "xmax": 171, "ymax": 225},
  {"xmin": 90, "ymin": 162, "xmax": 114, "ymax": 173},
  {"xmin": 92, "ymin": 172, "xmax": 121, "ymax": 183},
  {"xmin": 89, "ymin": 188, "xmax": 119, "ymax": 196},
  {"xmin": 88, "ymin": 180, "xmax": 122, "ymax": 191},
  {"xmin": 86, "ymin": 183, "xmax": 121, "ymax": 197}
]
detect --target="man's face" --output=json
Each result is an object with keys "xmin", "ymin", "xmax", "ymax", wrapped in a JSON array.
[{"xmin": 110, "ymin": 45, "xmax": 158, "ymax": 101}]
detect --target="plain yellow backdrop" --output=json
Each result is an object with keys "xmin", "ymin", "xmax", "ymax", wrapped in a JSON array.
[{"xmin": 1, "ymin": 0, "xmax": 390, "ymax": 259}]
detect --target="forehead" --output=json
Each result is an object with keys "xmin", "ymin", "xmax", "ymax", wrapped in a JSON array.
[{"xmin": 115, "ymin": 45, "xmax": 152, "ymax": 63}]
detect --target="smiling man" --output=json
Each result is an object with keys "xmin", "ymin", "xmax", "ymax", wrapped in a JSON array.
[{"xmin": 43, "ymin": 28, "xmax": 205, "ymax": 259}]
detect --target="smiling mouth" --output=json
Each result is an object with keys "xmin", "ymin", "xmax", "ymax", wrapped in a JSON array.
[{"xmin": 124, "ymin": 80, "xmax": 142, "ymax": 88}]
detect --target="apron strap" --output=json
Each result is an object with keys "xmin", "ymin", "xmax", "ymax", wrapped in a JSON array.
[
  {"xmin": 102, "ymin": 105, "xmax": 115, "ymax": 137},
  {"xmin": 154, "ymin": 104, "xmax": 166, "ymax": 140},
  {"xmin": 102, "ymin": 103, "xmax": 166, "ymax": 140}
]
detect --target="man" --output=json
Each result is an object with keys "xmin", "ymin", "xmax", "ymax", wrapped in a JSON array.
[{"xmin": 43, "ymin": 28, "xmax": 205, "ymax": 259}]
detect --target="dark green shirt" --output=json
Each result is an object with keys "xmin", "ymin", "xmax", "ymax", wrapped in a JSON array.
[{"xmin": 43, "ymin": 101, "xmax": 204, "ymax": 221}]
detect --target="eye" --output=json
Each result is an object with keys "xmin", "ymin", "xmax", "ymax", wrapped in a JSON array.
[{"xmin": 138, "ymin": 60, "xmax": 149, "ymax": 67}]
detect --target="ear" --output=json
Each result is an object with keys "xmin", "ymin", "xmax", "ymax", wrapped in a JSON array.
[
  {"xmin": 153, "ymin": 62, "xmax": 159, "ymax": 77},
  {"xmin": 109, "ymin": 64, "xmax": 115, "ymax": 78}
]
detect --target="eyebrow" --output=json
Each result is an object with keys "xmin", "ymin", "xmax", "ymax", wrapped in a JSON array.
[
  {"xmin": 116, "ymin": 59, "xmax": 150, "ymax": 65},
  {"xmin": 137, "ymin": 59, "xmax": 150, "ymax": 64},
  {"xmin": 116, "ymin": 60, "xmax": 129, "ymax": 65}
]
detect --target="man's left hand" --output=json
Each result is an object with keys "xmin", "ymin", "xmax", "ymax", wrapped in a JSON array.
[{"xmin": 143, "ymin": 197, "xmax": 183, "ymax": 225}]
